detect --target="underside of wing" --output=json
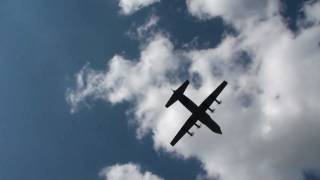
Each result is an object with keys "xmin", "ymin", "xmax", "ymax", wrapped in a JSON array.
[
  {"xmin": 170, "ymin": 116, "xmax": 196, "ymax": 146},
  {"xmin": 200, "ymin": 81, "xmax": 227, "ymax": 110}
]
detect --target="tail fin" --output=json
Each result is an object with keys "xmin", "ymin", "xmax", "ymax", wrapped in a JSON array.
[{"xmin": 165, "ymin": 80, "xmax": 189, "ymax": 108}]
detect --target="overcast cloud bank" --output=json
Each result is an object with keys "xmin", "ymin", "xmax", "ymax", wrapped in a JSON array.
[{"xmin": 67, "ymin": 0, "xmax": 320, "ymax": 179}]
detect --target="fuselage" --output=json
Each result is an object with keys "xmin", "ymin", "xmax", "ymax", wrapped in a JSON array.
[{"xmin": 178, "ymin": 94, "xmax": 209, "ymax": 117}]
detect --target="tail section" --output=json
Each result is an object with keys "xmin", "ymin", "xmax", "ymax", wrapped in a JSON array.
[{"xmin": 165, "ymin": 80, "xmax": 189, "ymax": 108}]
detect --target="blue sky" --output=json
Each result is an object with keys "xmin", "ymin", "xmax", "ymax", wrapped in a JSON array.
[{"xmin": 1, "ymin": 0, "xmax": 320, "ymax": 180}]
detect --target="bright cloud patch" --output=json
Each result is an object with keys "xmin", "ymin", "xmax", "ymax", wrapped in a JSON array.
[
  {"xmin": 304, "ymin": 1, "xmax": 320, "ymax": 24},
  {"xmin": 67, "ymin": 1, "xmax": 320, "ymax": 180},
  {"xmin": 99, "ymin": 163, "xmax": 163, "ymax": 180},
  {"xmin": 119, "ymin": 0, "xmax": 160, "ymax": 15},
  {"xmin": 186, "ymin": 0, "xmax": 279, "ymax": 29}
]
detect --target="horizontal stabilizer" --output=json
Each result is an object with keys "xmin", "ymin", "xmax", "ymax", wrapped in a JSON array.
[{"xmin": 165, "ymin": 80, "xmax": 189, "ymax": 108}]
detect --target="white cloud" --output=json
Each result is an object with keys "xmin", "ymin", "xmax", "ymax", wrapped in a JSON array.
[
  {"xmin": 186, "ymin": 0, "xmax": 279, "ymax": 28},
  {"xmin": 118, "ymin": 0, "xmax": 160, "ymax": 15},
  {"xmin": 136, "ymin": 15, "xmax": 159, "ymax": 38},
  {"xmin": 67, "ymin": 1, "xmax": 320, "ymax": 180},
  {"xmin": 99, "ymin": 163, "xmax": 163, "ymax": 180},
  {"xmin": 304, "ymin": 1, "xmax": 320, "ymax": 24},
  {"xmin": 127, "ymin": 14, "xmax": 160, "ymax": 41}
]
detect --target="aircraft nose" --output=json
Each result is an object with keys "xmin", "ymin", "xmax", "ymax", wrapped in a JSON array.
[{"xmin": 217, "ymin": 128, "xmax": 222, "ymax": 134}]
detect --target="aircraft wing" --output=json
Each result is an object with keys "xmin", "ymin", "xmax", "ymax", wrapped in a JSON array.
[
  {"xmin": 199, "ymin": 81, "xmax": 227, "ymax": 110},
  {"xmin": 170, "ymin": 115, "xmax": 196, "ymax": 146}
]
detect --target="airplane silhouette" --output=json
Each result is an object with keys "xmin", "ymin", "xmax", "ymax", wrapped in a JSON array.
[{"xmin": 165, "ymin": 80, "xmax": 227, "ymax": 146}]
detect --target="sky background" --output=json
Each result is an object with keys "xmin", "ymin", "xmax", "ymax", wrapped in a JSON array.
[{"xmin": 0, "ymin": 0, "xmax": 320, "ymax": 180}]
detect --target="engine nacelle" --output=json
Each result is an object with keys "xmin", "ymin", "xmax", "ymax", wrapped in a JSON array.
[
  {"xmin": 187, "ymin": 131, "xmax": 194, "ymax": 136},
  {"xmin": 195, "ymin": 123, "xmax": 201, "ymax": 128},
  {"xmin": 215, "ymin": 99, "xmax": 221, "ymax": 104}
]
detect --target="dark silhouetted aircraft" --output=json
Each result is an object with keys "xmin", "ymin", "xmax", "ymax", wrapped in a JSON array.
[{"xmin": 165, "ymin": 80, "xmax": 227, "ymax": 146}]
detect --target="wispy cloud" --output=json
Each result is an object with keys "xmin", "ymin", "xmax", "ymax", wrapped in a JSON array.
[{"xmin": 127, "ymin": 14, "xmax": 160, "ymax": 41}]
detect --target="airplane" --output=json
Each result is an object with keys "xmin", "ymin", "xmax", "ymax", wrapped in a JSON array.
[{"xmin": 165, "ymin": 80, "xmax": 227, "ymax": 146}]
